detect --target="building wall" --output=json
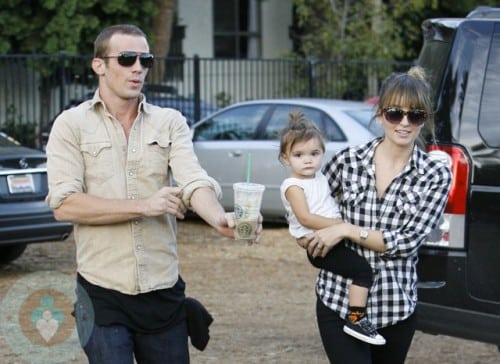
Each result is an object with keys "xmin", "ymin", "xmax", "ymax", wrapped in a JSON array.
[
  {"xmin": 178, "ymin": 0, "xmax": 214, "ymax": 57},
  {"xmin": 261, "ymin": 0, "xmax": 293, "ymax": 58},
  {"xmin": 178, "ymin": 0, "xmax": 293, "ymax": 58}
]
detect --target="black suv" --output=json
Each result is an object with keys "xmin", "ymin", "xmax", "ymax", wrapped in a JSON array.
[{"xmin": 416, "ymin": 6, "xmax": 500, "ymax": 347}]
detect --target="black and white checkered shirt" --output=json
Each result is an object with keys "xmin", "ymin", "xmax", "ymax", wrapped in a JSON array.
[{"xmin": 318, "ymin": 138, "xmax": 452, "ymax": 328}]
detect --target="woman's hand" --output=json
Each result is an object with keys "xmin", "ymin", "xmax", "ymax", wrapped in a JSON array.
[
  {"xmin": 304, "ymin": 223, "xmax": 348, "ymax": 258},
  {"xmin": 297, "ymin": 234, "xmax": 313, "ymax": 250}
]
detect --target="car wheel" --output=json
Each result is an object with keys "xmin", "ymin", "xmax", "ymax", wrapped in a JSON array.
[{"xmin": 0, "ymin": 244, "xmax": 27, "ymax": 265}]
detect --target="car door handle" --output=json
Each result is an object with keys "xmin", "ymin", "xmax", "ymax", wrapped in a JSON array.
[
  {"xmin": 229, "ymin": 151, "xmax": 242, "ymax": 157},
  {"xmin": 417, "ymin": 281, "xmax": 446, "ymax": 289}
]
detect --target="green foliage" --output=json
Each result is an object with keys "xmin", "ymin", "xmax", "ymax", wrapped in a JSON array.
[
  {"xmin": 292, "ymin": 0, "xmax": 418, "ymax": 61},
  {"xmin": 0, "ymin": 0, "xmax": 157, "ymax": 55},
  {"xmin": 215, "ymin": 92, "xmax": 232, "ymax": 108},
  {"xmin": 292, "ymin": 0, "xmax": 496, "ymax": 62},
  {"xmin": 288, "ymin": 0, "xmax": 496, "ymax": 99},
  {"xmin": 0, "ymin": 105, "xmax": 37, "ymax": 148}
]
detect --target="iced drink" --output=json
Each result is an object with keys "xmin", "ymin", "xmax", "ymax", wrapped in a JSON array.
[{"xmin": 233, "ymin": 182, "xmax": 265, "ymax": 240}]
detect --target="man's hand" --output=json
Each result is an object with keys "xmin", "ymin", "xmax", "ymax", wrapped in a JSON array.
[
  {"xmin": 216, "ymin": 212, "xmax": 263, "ymax": 245},
  {"xmin": 142, "ymin": 186, "xmax": 186, "ymax": 219}
]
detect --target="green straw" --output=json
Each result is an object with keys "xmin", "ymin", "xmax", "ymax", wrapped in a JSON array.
[{"xmin": 246, "ymin": 153, "xmax": 252, "ymax": 183}]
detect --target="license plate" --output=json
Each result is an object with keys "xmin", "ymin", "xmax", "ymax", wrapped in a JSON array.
[{"xmin": 7, "ymin": 174, "xmax": 35, "ymax": 194}]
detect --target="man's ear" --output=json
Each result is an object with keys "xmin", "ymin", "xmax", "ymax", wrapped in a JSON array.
[{"xmin": 92, "ymin": 58, "xmax": 105, "ymax": 75}]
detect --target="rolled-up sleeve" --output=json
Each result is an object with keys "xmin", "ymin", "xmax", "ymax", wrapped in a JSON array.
[
  {"xmin": 381, "ymin": 163, "xmax": 452, "ymax": 258},
  {"xmin": 159, "ymin": 108, "xmax": 221, "ymax": 209},
  {"xmin": 46, "ymin": 111, "xmax": 85, "ymax": 209}
]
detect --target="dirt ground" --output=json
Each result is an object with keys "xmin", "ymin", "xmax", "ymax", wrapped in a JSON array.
[{"xmin": 0, "ymin": 219, "xmax": 499, "ymax": 364}]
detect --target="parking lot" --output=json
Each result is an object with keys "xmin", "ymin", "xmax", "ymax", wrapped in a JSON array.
[{"xmin": 0, "ymin": 219, "xmax": 499, "ymax": 363}]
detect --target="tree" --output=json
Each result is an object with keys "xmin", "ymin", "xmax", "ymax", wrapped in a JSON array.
[
  {"xmin": 0, "ymin": 0, "xmax": 159, "ymax": 55},
  {"xmin": 291, "ymin": 0, "xmax": 500, "ymax": 98},
  {"xmin": 291, "ymin": 0, "xmax": 424, "ymax": 61},
  {"xmin": 0, "ymin": 0, "xmax": 176, "ymax": 130},
  {"xmin": 292, "ymin": 0, "xmax": 500, "ymax": 62},
  {"xmin": 150, "ymin": 0, "xmax": 177, "ymax": 84}
]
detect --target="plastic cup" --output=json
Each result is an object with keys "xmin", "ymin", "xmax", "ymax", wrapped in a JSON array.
[{"xmin": 233, "ymin": 182, "xmax": 265, "ymax": 240}]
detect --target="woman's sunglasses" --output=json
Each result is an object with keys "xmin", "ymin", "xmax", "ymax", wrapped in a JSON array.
[
  {"xmin": 102, "ymin": 51, "xmax": 154, "ymax": 68},
  {"xmin": 382, "ymin": 107, "xmax": 427, "ymax": 126}
]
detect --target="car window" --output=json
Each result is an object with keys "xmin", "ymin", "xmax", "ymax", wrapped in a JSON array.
[
  {"xmin": 192, "ymin": 105, "xmax": 268, "ymax": 141},
  {"xmin": 345, "ymin": 109, "xmax": 383, "ymax": 136},
  {"xmin": 0, "ymin": 132, "xmax": 19, "ymax": 147},
  {"xmin": 478, "ymin": 24, "xmax": 500, "ymax": 148},
  {"xmin": 262, "ymin": 105, "xmax": 345, "ymax": 141}
]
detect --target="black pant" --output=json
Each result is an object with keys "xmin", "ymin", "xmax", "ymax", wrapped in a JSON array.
[
  {"xmin": 316, "ymin": 298, "xmax": 416, "ymax": 364},
  {"xmin": 308, "ymin": 241, "xmax": 373, "ymax": 288}
]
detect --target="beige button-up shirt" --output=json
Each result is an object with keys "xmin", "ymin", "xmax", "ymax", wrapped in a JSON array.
[{"xmin": 46, "ymin": 91, "xmax": 221, "ymax": 294}]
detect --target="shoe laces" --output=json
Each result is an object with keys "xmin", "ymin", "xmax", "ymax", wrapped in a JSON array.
[{"xmin": 357, "ymin": 316, "xmax": 377, "ymax": 335}]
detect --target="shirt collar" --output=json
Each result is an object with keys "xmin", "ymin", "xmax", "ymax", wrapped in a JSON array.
[
  {"xmin": 89, "ymin": 89, "xmax": 152, "ymax": 115},
  {"xmin": 356, "ymin": 138, "xmax": 381, "ymax": 173},
  {"xmin": 355, "ymin": 137, "xmax": 426, "ymax": 176}
]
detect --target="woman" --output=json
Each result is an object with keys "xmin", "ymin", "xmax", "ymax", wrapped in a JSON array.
[{"xmin": 301, "ymin": 66, "xmax": 452, "ymax": 363}]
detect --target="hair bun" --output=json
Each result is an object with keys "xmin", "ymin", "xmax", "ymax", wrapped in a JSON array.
[{"xmin": 407, "ymin": 65, "xmax": 426, "ymax": 82}]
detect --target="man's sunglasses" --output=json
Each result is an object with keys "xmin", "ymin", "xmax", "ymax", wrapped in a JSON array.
[
  {"xmin": 102, "ymin": 51, "xmax": 154, "ymax": 68},
  {"xmin": 382, "ymin": 107, "xmax": 427, "ymax": 126}
]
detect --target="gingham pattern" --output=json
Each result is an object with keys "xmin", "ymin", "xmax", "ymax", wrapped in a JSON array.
[{"xmin": 317, "ymin": 138, "xmax": 452, "ymax": 328}]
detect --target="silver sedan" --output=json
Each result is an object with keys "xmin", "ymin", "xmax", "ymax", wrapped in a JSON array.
[{"xmin": 191, "ymin": 98, "xmax": 381, "ymax": 220}]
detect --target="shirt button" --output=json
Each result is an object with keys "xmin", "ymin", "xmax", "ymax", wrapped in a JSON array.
[
  {"xmin": 134, "ymin": 220, "xmax": 140, "ymax": 225},
  {"xmin": 136, "ymin": 245, "xmax": 143, "ymax": 250},
  {"xmin": 132, "ymin": 148, "xmax": 136, "ymax": 153}
]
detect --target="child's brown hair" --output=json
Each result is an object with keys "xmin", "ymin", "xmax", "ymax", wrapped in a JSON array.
[{"xmin": 279, "ymin": 111, "xmax": 324, "ymax": 162}]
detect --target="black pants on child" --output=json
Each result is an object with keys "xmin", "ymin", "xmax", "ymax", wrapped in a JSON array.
[{"xmin": 307, "ymin": 241, "xmax": 373, "ymax": 288}]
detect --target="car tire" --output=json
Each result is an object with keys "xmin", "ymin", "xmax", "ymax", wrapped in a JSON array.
[{"xmin": 0, "ymin": 244, "xmax": 27, "ymax": 265}]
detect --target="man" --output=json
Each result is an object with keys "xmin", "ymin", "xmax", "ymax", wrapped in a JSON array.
[{"xmin": 46, "ymin": 24, "xmax": 260, "ymax": 364}]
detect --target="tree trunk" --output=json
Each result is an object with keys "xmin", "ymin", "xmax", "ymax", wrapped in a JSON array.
[
  {"xmin": 150, "ymin": 0, "xmax": 176, "ymax": 84},
  {"xmin": 367, "ymin": 0, "xmax": 382, "ymax": 98}
]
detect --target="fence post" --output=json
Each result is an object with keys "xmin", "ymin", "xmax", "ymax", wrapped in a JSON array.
[
  {"xmin": 307, "ymin": 57, "xmax": 317, "ymax": 97},
  {"xmin": 59, "ymin": 50, "xmax": 67, "ymax": 113},
  {"xmin": 193, "ymin": 55, "xmax": 201, "ymax": 123}
]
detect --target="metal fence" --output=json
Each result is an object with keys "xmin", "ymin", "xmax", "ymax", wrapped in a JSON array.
[{"xmin": 0, "ymin": 53, "xmax": 411, "ymax": 145}]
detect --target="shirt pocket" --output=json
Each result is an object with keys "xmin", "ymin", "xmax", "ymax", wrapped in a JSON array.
[
  {"xmin": 343, "ymin": 181, "xmax": 367, "ymax": 208},
  {"xmin": 80, "ymin": 141, "xmax": 114, "ymax": 186},
  {"xmin": 143, "ymin": 134, "xmax": 171, "ymax": 181},
  {"xmin": 395, "ymin": 190, "xmax": 421, "ymax": 222}
]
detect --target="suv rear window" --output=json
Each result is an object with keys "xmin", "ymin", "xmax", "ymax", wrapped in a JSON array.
[
  {"xmin": 418, "ymin": 20, "xmax": 457, "ymax": 101},
  {"xmin": 478, "ymin": 23, "xmax": 500, "ymax": 147}
]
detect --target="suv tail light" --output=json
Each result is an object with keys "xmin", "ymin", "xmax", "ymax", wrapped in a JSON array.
[{"xmin": 424, "ymin": 144, "xmax": 469, "ymax": 249}]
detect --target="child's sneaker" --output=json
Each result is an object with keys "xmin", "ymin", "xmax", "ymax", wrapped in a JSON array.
[{"xmin": 343, "ymin": 316, "xmax": 386, "ymax": 345}]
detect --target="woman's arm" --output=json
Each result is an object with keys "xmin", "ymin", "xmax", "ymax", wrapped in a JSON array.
[
  {"xmin": 303, "ymin": 222, "xmax": 386, "ymax": 258},
  {"xmin": 305, "ymin": 162, "xmax": 452, "ymax": 259}
]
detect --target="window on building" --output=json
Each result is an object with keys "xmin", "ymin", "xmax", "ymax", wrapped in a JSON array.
[{"xmin": 213, "ymin": 0, "xmax": 260, "ymax": 58}]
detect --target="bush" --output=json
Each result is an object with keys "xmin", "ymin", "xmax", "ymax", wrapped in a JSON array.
[{"xmin": 0, "ymin": 105, "xmax": 37, "ymax": 148}]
